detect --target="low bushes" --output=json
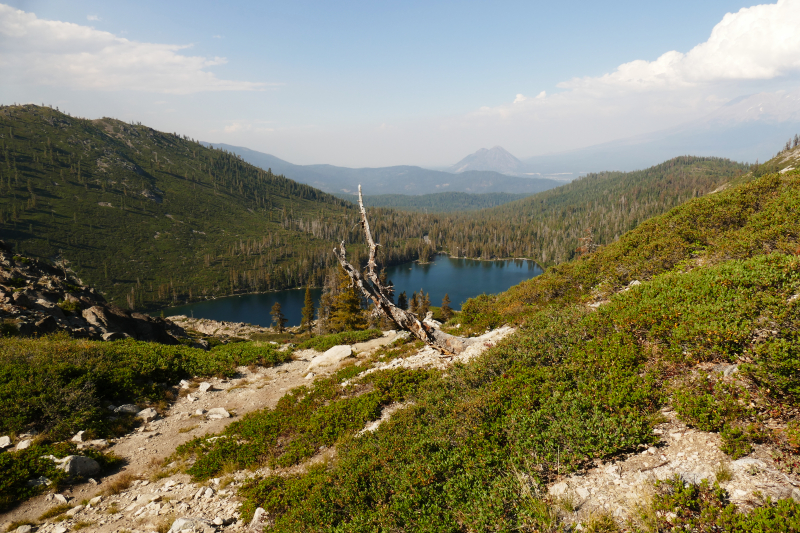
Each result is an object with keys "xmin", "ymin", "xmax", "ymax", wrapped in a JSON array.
[
  {"xmin": 0, "ymin": 333, "xmax": 290, "ymax": 440},
  {"xmin": 296, "ymin": 329, "xmax": 383, "ymax": 352}
]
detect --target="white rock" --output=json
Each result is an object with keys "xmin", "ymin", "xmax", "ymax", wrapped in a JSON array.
[
  {"xmin": 16, "ymin": 439, "xmax": 32, "ymax": 451},
  {"xmin": 576, "ymin": 487, "xmax": 591, "ymax": 499},
  {"xmin": 308, "ymin": 345, "xmax": 353, "ymax": 371},
  {"xmin": 213, "ymin": 517, "xmax": 224, "ymax": 526},
  {"xmin": 207, "ymin": 408, "xmax": 230, "ymax": 419},
  {"xmin": 195, "ymin": 409, "xmax": 205, "ymax": 416},
  {"xmin": 732, "ymin": 458, "xmax": 765, "ymax": 469},
  {"xmin": 71, "ymin": 430, "xmax": 86, "ymax": 442},
  {"xmin": 180, "ymin": 379, "xmax": 191, "ymax": 389},
  {"xmin": 53, "ymin": 527, "xmax": 67, "ymax": 533},
  {"xmin": 250, "ymin": 507, "xmax": 268, "ymax": 532},
  {"xmin": 115, "ymin": 404, "xmax": 140, "ymax": 414},
  {"xmin": 137, "ymin": 408, "xmax": 159, "ymax": 422},
  {"xmin": 66, "ymin": 504, "xmax": 84, "ymax": 516},
  {"xmin": 15, "ymin": 525, "xmax": 32, "ymax": 533},
  {"xmin": 204, "ymin": 487, "xmax": 215, "ymax": 498},
  {"xmin": 0, "ymin": 436, "xmax": 11, "ymax": 448},
  {"xmin": 186, "ymin": 394, "xmax": 197, "ymax": 402},
  {"xmin": 54, "ymin": 455, "xmax": 101, "ymax": 477},
  {"xmin": 305, "ymin": 372, "xmax": 315, "ymax": 379},
  {"xmin": 89, "ymin": 496, "xmax": 103, "ymax": 505},
  {"xmin": 549, "ymin": 481, "xmax": 569, "ymax": 496},
  {"xmin": 198, "ymin": 382, "xmax": 213, "ymax": 392},
  {"xmin": 168, "ymin": 517, "xmax": 215, "ymax": 533},
  {"xmin": 25, "ymin": 476, "xmax": 51, "ymax": 487},
  {"xmin": 54, "ymin": 493, "xmax": 68, "ymax": 503}
]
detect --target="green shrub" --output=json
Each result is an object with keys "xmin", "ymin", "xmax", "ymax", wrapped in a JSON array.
[
  {"xmin": 209, "ymin": 341, "xmax": 292, "ymax": 368},
  {"xmin": 176, "ymin": 365, "xmax": 434, "ymax": 481},
  {"xmin": 0, "ymin": 333, "xmax": 249, "ymax": 439},
  {"xmin": 0, "ymin": 441, "xmax": 120, "ymax": 512},
  {"xmin": 56, "ymin": 299, "xmax": 81, "ymax": 315},
  {"xmin": 640, "ymin": 475, "xmax": 800, "ymax": 531},
  {"xmin": 673, "ymin": 376, "xmax": 752, "ymax": 432},
  {"xmin": 296, "ymin": 329, "xmax": 383, "ymax": 352},
  {"xmin": 720, "ymin": 424, "xmax": 765, "ymax": 459}
]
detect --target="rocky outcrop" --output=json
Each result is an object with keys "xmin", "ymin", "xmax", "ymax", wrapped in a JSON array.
[{"xmin": 0, "ymin": 241, "xmax": 185, "ymax": 344}]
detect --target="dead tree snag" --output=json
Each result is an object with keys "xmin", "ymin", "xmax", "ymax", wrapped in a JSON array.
[{"xmin": 333, "ymin": 185, "xmax": 478, "ymax": 355}]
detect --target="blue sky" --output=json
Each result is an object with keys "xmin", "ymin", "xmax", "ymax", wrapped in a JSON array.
[{"xmin": 2, "ymin": 1, "xmax": 800, "ymax": 166}]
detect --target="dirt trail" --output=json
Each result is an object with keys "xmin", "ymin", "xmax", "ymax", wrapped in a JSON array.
[{"xmin": 2, "ymin": 329, "xmax": 510, "ymax": 533}]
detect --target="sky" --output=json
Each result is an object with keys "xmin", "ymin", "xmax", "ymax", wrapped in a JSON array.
[{"xmin": 2, "ymin": 0, "xmax": 800, "ymax": 167}]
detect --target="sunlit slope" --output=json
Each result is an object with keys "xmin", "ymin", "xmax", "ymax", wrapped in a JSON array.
[{"xmin": 0, "ymin": 104, "xmax": 357, "ymax": 309}]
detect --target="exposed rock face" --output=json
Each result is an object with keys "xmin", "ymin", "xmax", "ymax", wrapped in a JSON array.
[
  {"xmin": 51, "ymin": 455, "xmax": 101, "ymax": 477},
  {"xmin": 0, "ymin": 241, "xmax": 184, "ymax": 343},
  {"xmin": 168, "ymin": 315, "xmax": 275, "ymax": 340},
  {"xmin": 307, "ymin": 345, "xmax": 353, "ymax": 371}
]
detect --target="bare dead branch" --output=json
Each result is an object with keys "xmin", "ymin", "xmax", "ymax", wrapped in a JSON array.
[{"xmin": 332, "ymin": 185, "xmax": 477, "ymax": 355}]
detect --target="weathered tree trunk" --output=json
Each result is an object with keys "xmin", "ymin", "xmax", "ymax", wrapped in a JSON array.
[{"xmin": 333, "ymin": 186, "xmax": 478, "ymax": 355}]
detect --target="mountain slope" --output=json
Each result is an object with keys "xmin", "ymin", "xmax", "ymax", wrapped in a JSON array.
[
  {"xmin": 449, "ymin": 145, "xmax": 524, "ymax": 174},
  {"xmin": 335, "ymin": 191, "xmax": 533, "ymax": 212},
  {"xmin": 203, "ymin": 142, "xmax": 560, "ymax": 195},
  {"xmin": 0, "ymin": 105, "xmax": 360, "ymax": 309}
]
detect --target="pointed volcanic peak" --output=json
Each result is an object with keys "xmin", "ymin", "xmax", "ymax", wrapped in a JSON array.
[{"xmin": 449, "ymin": 146, "xmax": 524, "ymax": 174}]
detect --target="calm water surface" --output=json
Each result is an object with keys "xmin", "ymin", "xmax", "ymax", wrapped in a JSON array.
[{"xmin": 165, "ymin": 255, "xmax": 542, "ymax": 327}]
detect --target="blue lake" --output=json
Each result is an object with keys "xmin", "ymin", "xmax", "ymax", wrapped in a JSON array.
[{"xmin": 164, "ymin": 255, "xmax": 543, "ymax": 327}]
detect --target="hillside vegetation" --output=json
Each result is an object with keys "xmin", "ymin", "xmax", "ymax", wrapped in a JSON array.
[
  {"xmin": 0, "ymin": 105, "xmax": 751, "ymax": 314},
  {"xmin": 336, "ymin": 191, "xmax": 533, "ymax": 212},
  {"xmin": 0, "ymin": 105, "xmax": 386, "ymax": 310},
  {"xmin": 179, "ymin": 159, "xmax": 800, "ymax": 530}
]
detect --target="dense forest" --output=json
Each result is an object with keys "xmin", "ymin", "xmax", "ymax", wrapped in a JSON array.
[
  {"xmin": 0, "ymin": 105, "xmax": 751, "ymax": 311},
  {"xmin": 336, "ymin": 191, "xmax": 534, "ymax": 212}
]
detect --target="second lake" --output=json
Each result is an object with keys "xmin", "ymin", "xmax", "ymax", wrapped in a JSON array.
[{"xmin": 164, "ymin": 255, "xmax": 543, "ymax": 327}]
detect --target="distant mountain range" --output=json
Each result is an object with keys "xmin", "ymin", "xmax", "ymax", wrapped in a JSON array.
[{"xmin": 200, "ymin": 143, "xmax": 561, "ymax": 196}]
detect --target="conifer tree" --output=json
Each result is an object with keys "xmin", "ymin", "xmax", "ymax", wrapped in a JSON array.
[
  {"xmin": 329, "ymin": 266, "xmax": 367, "ymax": 332},
  {"xmin": 419, "ymin": 290, "xmax": 430, "ymax": 317},
  {"xmin": 300, "ymin": 286, "xmax": 315, "ymax": 334},
  {"xmin": 397, "ymin": 291, "xmax": 408, "ymax": 310},
  {"xmin": 271, "ymin": 301, "xmax": 287, "ymax": 333},
  {"xmin": 441, "ymin": 293, "xmax": 453, "ymax": 321},
  {"xmin": 409, "ymin": 291, "xmax": 418, "ymax": 314}
]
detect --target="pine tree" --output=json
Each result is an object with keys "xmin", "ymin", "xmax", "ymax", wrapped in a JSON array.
[
  {"xmin": 409, "ymin": 291, "xmax": 418, "ymax": 314},
  {"xmin": 419, "ymin": 290, "xmax": 430, "ymax": 317},
  {"xmin": 300, "ymin": 286, "xmax": 315, "ymax": 334},
  {"xmin": 441, "ymin": 293, "xmax": 453, "ymax": 322},
  {"xmin": 329, "ymin": 266, "xmax": 367, "ymax": 332},
  {"xmin": 271, "ymin": 301, "xmax": 287, "ymax": 333},
  {"xmin": 397, "ymin": 291, "xmax": 408, "ymax": 310}
]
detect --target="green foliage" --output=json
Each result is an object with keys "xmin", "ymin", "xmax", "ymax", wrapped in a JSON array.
[
  {"xmin": 0, "ymin": 441, "xmax": 120, "ymax": 512},
  {"xmin": 209, "ymin": 341, "xmax": 292, "ymax": 368},
  {"xmin": 296, "ymin": 329, "xmax": 382, "ymax": 352},
  {"xmin": 300, "ymin": 286, "xmax": 315, "ymax": 333},
  {"xmin": 673, "ymin": 376, "xmax": 752, "ymax": 432},
  {"xmin": 0, "ymin": 333, "xmax": 285, "ymax": 439},
  {"xmin": 638, "ymin": 475, "xmax": 800, "ymax": 532},
  {"xmin": 341, "ymin": 191, "xmax": 535, "ymax": 212},
  {"xmin": 176, "ymin": 366, "xmax": 434, "ymax": 481},
  {"xmin": 0, "ymin": 104, "xmax": 375, "ymax": 310},
  {"xmin": 56, "ymin": 299, "xmax": 81, "ymax": 315},
  {"xmin": 720, "ymin": 424, "xmax": 766, "ymax": 460},
  {"xmin": 328, "ymin": 267, "xmax": 368, "ymax": 332},
  {"xmin": 270, "ymin": 302, "xmax": 288, "ymax": 333}
]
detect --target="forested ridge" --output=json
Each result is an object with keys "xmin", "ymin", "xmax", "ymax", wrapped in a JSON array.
[{"xmin": 0, "ymin": 104, "xmax": 750, "ymax": 311}]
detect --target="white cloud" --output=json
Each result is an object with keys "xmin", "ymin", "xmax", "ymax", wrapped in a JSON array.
[
  {"xmin": 87, "ymin": 15, "xmax": 100, "ymax": 21},
  {"xmin": 535, "ymin": 91, "xmax": 546, "ymax": 99},
  {"xmin": 513, "ymin": 94, "xmax": 527, "ymax": 104},
  {"xmin": 0, "ymin": 4, "xmax": 270, "ymax": 94},
  {"xmin": 560, "ymin": 0, "xmax": 800, "ymax": 94},
  {"xmin": 221, "ymin": 120, "xmax": 275, "ymax": 134}
]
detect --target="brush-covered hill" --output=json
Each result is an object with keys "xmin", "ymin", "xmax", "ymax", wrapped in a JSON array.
[
  {"xmin": 365, "ymin": 156, "xmax": 751, "ymax": 266},
  {"xmin": 335, "ymin": 191, "xmax": 533, "ymax": 212},
  {"xmin": 174, "ymin": 148, "xmax": 800, "ymax": 531},
  {"xmin": 0, "ymin": 105, "xmax": 371, "ymax": 310}
]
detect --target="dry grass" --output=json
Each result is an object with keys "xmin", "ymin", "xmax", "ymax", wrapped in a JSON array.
[
  {"xmin": 104, "ymin": 471, "xmax": 136, "ymax": 495},
  {"xmin": 38, "ymin": 503, "xmax": 72, "ymax": 521},
  {"xmin": 178, "ymin": 424, "xmax": 199, "ymax": 434}
]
